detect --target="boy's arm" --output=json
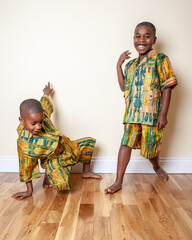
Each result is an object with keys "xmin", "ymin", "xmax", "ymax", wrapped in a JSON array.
[
  {"xmin": 12, "ymin": 181, "xmax": 33, "ymax": 200},
  {"xmin": 156, "ymin": 55, "xmax": 178, "ymax": 130},
  {"xmin": 156, "ymin": 87, "xmax": 172, "ymax": 130},
  {"xmin": 40, "ymin": 82, "xmax": 54, "ymax": 117},
  {"xmin": 117, "ymin": 51, "xmax": 131, "ymax": 91}
]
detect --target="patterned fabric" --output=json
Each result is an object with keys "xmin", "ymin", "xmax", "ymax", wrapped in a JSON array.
[
  {"xmin": 123, "ymin": 50, "xmax": 178, "ymax": 126},
  {"xmin": 121, "ymin": 123, "xmax": 163, "ymax": 159},
  {"xmin": 47, "ymin": 137, "xmax": 96, "ymax": 190},
  {"xmin": 17, "ymin": 95, "xmax": 96, "ymax": 190}
]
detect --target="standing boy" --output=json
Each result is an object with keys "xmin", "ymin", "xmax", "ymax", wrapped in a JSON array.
[
  {"xmin": 12, "ymin": 83, "xmax": 101, "ymax": 200},
  {"xmin": 105, "ymin": 22, "xmax": 178, "ymax": 193}
]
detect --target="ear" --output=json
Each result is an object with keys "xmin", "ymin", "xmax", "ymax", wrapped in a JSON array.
[
  {"xmin": 153, "ymin": 36, "xmax": 157, "ymax": 45},
  {"xmin": 19, "ymin": 117, "xmax": 24, "ymax": 124}
]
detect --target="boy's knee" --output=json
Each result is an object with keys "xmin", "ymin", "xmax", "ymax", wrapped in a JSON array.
[
  {"xmin": 54, "ymin": 182, "xmax": 71, "ymax": 190},
  {"xmin": 121, "ymin": 145, "xmax": 132, "ymax": 152},
  {"xmin": 48, "ymin": 168, "xmax": 71, "ymax": 190}
]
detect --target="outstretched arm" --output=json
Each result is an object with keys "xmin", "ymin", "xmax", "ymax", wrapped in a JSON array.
[
  {"xmin": 156, "ymin": 87, "xmax": 172, "ymax": 130},
  {"xmin": 40, "ymin": 82, "xmax": 54, "ymax": 117},
  {"xmin": 117, "ymin": 51, "xmax": 131, "ymax": 91},
  {"xmin": 12, "ymin": 181, "xmax": 33, "ymax": 200}
]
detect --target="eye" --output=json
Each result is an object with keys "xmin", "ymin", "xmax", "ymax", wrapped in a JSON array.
[
  {"xmin": 145, "ymin": 35, "xmax": 150, "ymax": 39},
  {"xmin": 135, "ymin": 35, "xmax": 140, "ymax": 39}
]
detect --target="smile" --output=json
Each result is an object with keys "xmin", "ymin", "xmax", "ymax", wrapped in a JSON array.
[
  {"xmin": 137, "ymin": 44, "xmax": 146, "ymax": 50},
  {"xmin": 33, "ymin": 130, "xmax": 40, "ymax": 134}
]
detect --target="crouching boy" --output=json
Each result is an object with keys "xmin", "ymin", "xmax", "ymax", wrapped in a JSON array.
[{"xmin": 12, "ymin": 83, "xmax": 101, "ymax": 199}]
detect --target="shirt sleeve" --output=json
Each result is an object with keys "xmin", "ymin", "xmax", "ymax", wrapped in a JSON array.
[
  {"xmin": 157, "ymin": 55, "xmax": 178, "ymax": 90},
  {"xmin": 18, "ymin": 145, "xmax": 41, "ymax": 182},
  {"xmin": 17, "ymin": 134, "xmax": 59, "ymax": 182},
  {"xmin": 40, "ymin": 95, "xmax": 54, "ymax": 118}
]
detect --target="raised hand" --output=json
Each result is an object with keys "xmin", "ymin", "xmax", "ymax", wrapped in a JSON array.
[
  {"xmin": 117, "ymin": 50, "xmax": 132, "ymax": 67},
  {"xmin": 43, "ymin": 82, "xmax": 53, "ymax": 96}
]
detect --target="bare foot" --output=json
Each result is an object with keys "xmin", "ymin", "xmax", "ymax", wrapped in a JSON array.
[
  {"xmin": 43, "ymin": 174, "xmax": 52, "ymax": 188},
  {"xmin": 104, "ymin": 181, "xmax": 122, "ymax": 194},
  {"xmin": 43, "ymin": 182, "xmax": 52, "ymax": 188},
  {"xmin": 154, "ymin": 167, "xmax": 169, "ymax": 181},
  {"xmin": 82, "ymin": 171, "xmax": 102, "ymax": 179}
]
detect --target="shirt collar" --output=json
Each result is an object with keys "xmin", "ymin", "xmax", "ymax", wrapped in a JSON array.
[
  {"xmin": 136, "ymin": 49, "xmax": 157, "ymax": 68},
  {"xmin": 17, "ymin": 124, "xmax": 33, "ymax": 139}
]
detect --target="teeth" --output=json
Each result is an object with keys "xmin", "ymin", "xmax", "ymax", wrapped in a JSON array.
[{"xmin": 138, "ymin": 45, "xmax": 145, "ymax": 50}]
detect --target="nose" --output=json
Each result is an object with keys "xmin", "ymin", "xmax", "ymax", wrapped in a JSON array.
[
  {"xmin": 35, "ymin": 123, "xmax": 42, "ymax": 130},
  {"xmin": 139, "ymin": 36, "xmax": 145, "ymax": 42}
]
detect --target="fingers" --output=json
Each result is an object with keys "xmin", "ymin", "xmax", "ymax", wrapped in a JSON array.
[
  {"xmin": 120, "ymin": 50, "xmax": 131, "ymax": 60},
  {"xmin": 11, "ymin": 192, "xmax": 24, "ymax": 199},
  {"xmin": 124, "ymin": 50, "xmax": 132, "ymax": 56},
  {"xmin": 156, "ymin": 122, "xmax": 160, "ymax": 130},
  {"xmin": 12, "ymin": 192, "xmax": 31, "ymax": 200},
  {"xmin": 117, "ymin": 50, "xmax": 131, "ymax": 66},
  {"xmin": 156, "ymin": 121, "xmax": 166, "ymax": 130},
  {"xmin": 156, "ymin": 122, "xmax": 164, "ymax": 130},
  {"xmin": 46, "ymin": 82, "xmax": 52, "ymax": 90},
  {"xmin": 43, "ymin": 82, "xmax": 53, "ymax": 96}
]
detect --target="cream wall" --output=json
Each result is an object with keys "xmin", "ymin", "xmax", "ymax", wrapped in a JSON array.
[{"xmin": 1, "ymin": 0, "xmax": 192, "ymax": 161}]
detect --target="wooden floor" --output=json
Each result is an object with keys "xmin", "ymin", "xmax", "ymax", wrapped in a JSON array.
[{"xmin": 0, "ymin": 173, "xmax": 192, "ymax": 240}]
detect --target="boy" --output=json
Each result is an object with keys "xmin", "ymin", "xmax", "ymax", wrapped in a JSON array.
[
  {"xmin": 12, "ymin": 83, "xmax": 101, "ymax": 200},
  {"xmin": 105, "ymin": 22, "xmax": 178, "ymax": 194}
]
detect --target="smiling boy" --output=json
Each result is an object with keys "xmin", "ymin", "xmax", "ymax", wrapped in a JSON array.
[
  {"xmin": 105, "ymin": 22, "xmax": 178, "ymax": 193},
  {"xmin": 12, "ymin": 83, "xmax": 101, "ymax": 200}
]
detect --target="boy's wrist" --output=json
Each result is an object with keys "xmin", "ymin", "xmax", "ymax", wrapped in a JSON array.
[
  {"xmin": 27, "ymin": 189, "xmax": 33, "ymax": 194},
  {"xmin": 43, "ymin": 91, "xmax": 50, "ymax": 96},
  {"xmin": 159, "ymin": 112, "xmax": 167, "ymax": 119},
  {"xmin": 117, "ymin": 63, "xmax": 122, "ymax": 68}
]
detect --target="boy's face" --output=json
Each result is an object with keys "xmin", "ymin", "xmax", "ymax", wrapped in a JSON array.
[
  {"xmin": 19, "ymin": 112, "xmax": 44, "ymax": 135},
  {"xmin": 134, "ymin": 25, "xmax": 157, "ymax": 59}
]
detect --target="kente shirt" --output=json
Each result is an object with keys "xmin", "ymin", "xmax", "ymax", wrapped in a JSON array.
[
  {"xmin": 123, "ymin": 50, "xmax": 178, "ymax": 126},
  {"xmin": 17, "ymin": 95, "xmax": 81, "ymax": 182}
]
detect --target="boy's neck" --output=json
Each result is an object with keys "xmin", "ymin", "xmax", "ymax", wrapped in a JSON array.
[
  {"xmin": 139, "ymin": 55, "xmax": 145, "ymax": 62},
  {"xmin": 138, "ymin": 48, "xmax": 153, "ymax": 62}
]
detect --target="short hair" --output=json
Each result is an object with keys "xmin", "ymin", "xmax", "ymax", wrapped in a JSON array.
[
  {"xmin": 20, "ymin": 99, "xmax": 43, "ymax": 118},
  {"xmin": 135, "ymin": 22, "xmax": 156, "ymax": 37}
]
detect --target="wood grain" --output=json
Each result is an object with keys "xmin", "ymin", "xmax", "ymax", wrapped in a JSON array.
[{"xmin": 0, "ymin": 173, "xmax": 192, "ymax": 239}]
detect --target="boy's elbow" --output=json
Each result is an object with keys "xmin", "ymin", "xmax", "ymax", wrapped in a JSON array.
[{"xmin": 120, "ymin": 86, "xmax": 124, "ymax": 92}]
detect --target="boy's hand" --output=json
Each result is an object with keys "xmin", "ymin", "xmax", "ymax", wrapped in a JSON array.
[
  {"xmin": 117, "ymin": 51, "xmax": 131, "ymax": 68},
  {"xmin": 156, "ymin": 114, "xmax": 168, "ymax": 130},
  {"xmin": 43, "ymin": 82, "xmax": 53, "ymax": 96},
  {"xmin": 11, "ymin": 191, "xmax": 32, "ymax": 200}
]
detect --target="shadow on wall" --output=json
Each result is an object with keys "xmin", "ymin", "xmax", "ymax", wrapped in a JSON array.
[{"xmin": 51, "ymin": 92, "xmax": 69, "ymax": 136}]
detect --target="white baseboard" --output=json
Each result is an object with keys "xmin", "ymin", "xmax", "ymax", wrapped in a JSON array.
[{"xmin": 0, "ymin": 156, "xmax": 192, "ymax": 173}]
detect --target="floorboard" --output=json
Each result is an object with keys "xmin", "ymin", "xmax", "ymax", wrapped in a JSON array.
[{"xmin": 0, "ymin": 173, "xmax": 192, "ymax": 240}]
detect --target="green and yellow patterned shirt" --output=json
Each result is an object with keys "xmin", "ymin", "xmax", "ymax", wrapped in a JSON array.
[
  {"xmin": 123, "ymin": 50, "xmax": 178, "ymax": 125},
  {"xmin": 17, "ymin": 95, "xmax": 81, "ymax": 182}
]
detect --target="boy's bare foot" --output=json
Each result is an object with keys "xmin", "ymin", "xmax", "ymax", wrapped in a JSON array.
[
  {"xmin": 43, "ymin": 181, "xmax": 52, "ymax": 188},
  {"xmin": 105, "ymin": 181, "xmax": 122, "ymax": 194},
  {"xmin": 82, "ymin": 171, "xmax": 102, "ymax": 179},
  {"xmin": 43, "ymin": 174, "xmax": 52, "ymax": 188},
  {"xmin": 154, "ymin": 167, "xmax": 169, "ymax": 181}
]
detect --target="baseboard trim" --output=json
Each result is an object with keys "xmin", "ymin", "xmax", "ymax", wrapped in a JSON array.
[{"xmin": 0, "ymin": 156, "xmax": 192, "ymax": 173}]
